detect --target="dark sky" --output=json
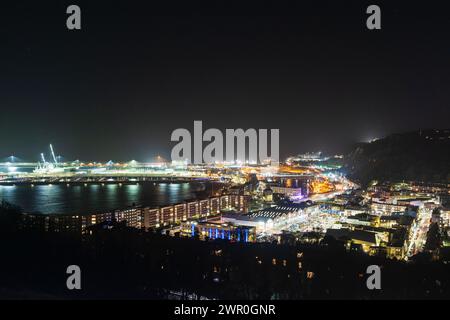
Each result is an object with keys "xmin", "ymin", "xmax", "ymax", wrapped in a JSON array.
[{"xmin": 1, "ymin": 0, "xmax": 449, "ymax": 161}]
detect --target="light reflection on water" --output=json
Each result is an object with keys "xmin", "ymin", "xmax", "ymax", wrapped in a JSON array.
[{"xmin": 0, "ymin": 182, "xmax": 203, "ymax": 215}]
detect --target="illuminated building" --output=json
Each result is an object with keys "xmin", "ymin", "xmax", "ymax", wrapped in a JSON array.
[
  {"xmin": 19, "ymin": 194, "xmax": 250, "ymax": 234},
  {"xmin": 310, "ymin": 179, "xmax": 334, "ymax": 194},
  {"xmin": 160, "ymin": 206, "xmax": 174, "ymax": 225},
  {"xmin": 143, "ymin": 208, "xmax": 160, "ymax": 228},
  {"xmin": 270, "ymin": 186, "xmax": 302, "ymax": 197},
  {"xmin": 344, "ymin": 214, "xmax": 379, "ymax": 227},
  {"xmin": 221, "ymin": 203, "xmax": 314, "ymax": 232},
  {"xmin": 343, "ymin": 206, "xmax": 368, "ymax": 217},
  {"xmin": 114, "ymin": 207, "xmax": 143, "ymax": 229},
  {"xmin": 181, "ymin": 219, "xmax": 256, "ymax": 242},
  {"xmin": 187, "ymin": 201, "xmax": 199, "ymax": 218},
  {"xmin": 199, "ymin": 199, "xmax": 210, "ymax": 217},
  {"xmin": 268, "ymin": 177, "xmax": 310, "ymax": 199},
  {"xmin": 220, "ymin": 195, "xmax": 230, "ymax": 210},
  {"xmin": 229, "ymin": 194, "xmax": 250, "ymax": 213},
  {"xmin": 139, "ymin": 195, "xmax": 249, "ymax": 229},
  {"xmin": 371, "ymin": 201, "xmax": 408, "ymax": 216},
  {"xmin": 263, "ymin": 187, "xmax": 273, "ymax": 203},
  {"xmin": 210, "ymin": 197, "xmax": 221, "ymax": 214},
  {"xmin": 441, "ymin": 206, "xmax": 450, "ymax": 227},
  {"xmin": 174, "ymin": 203, "xmax": 187, "ymax": 221}
]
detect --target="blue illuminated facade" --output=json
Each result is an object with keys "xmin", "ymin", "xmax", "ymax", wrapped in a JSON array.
[{"xmin": 184, "ymin": 221, "xmax": 255, "ymax": 243}]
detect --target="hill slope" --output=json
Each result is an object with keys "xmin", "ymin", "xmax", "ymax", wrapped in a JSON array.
[{"xmin": 344, "ymin": 130, "xmax": 450, "ymax": 185}]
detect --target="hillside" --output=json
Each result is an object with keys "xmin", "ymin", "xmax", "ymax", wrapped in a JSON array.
[{"xmin": 344, "ymin": 130, "xmax": 450, "ymax": 186}]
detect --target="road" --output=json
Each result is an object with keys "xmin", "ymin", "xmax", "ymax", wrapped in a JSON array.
[{"xmin": 406, "ymin": 206, "xmax": 432, "ymax": 258}]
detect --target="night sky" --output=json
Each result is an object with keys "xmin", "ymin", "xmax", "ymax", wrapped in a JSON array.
[{"xmin": 1, "ymin": 0, "xmax": 449, "ymax": 161}]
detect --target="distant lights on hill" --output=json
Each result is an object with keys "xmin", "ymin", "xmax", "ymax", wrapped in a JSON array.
[{"xmin": 364, "ymin": 137, "xmax": 379, "ymax": 143}]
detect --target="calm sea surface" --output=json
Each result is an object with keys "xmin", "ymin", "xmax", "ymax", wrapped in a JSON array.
[{"xmin": 0, "ymin": 182, "xmax": 207, "ymax": 215}]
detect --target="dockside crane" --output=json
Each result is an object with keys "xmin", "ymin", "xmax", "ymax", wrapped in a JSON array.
[{"xmin": 50, "ymin": 144, "xmax": 58, "ymax": 164}]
